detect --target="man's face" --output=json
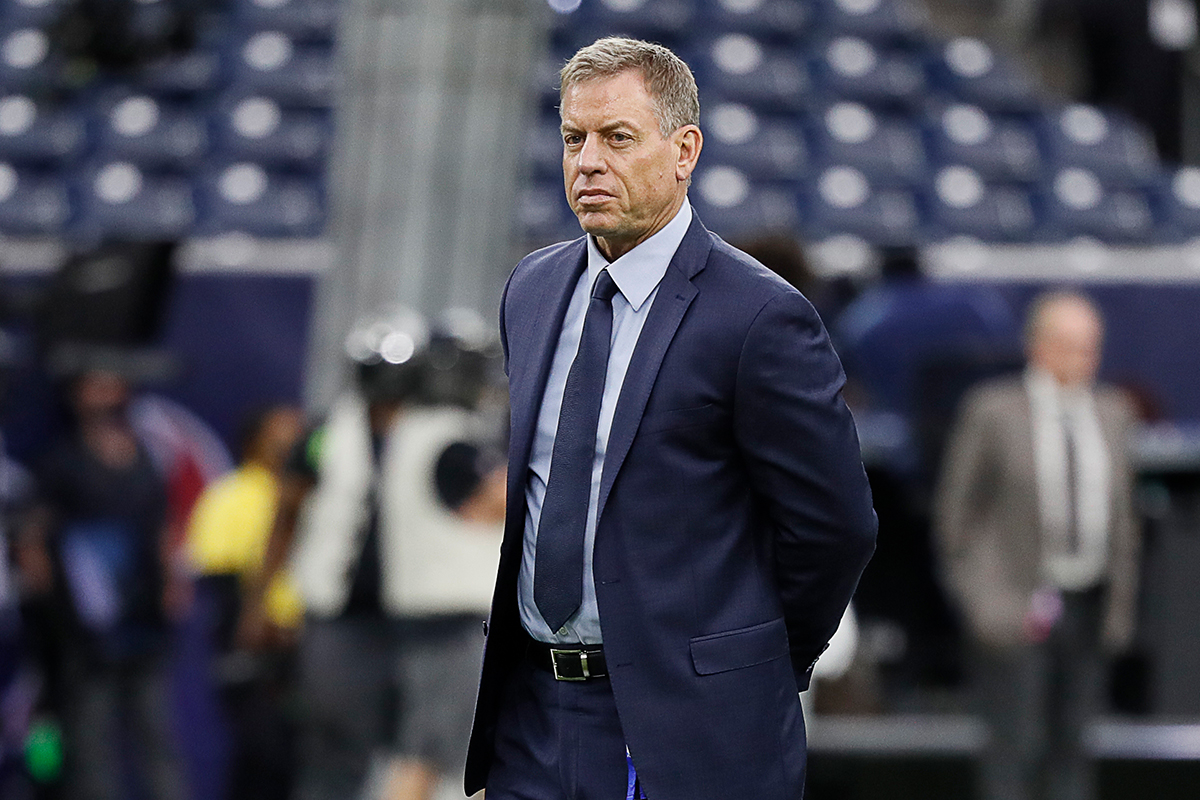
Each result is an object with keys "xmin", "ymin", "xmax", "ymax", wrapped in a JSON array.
[
  {"xmin": 1030, "ymin": 299, "xmax": 1103, "ymax": 388},
  {"xmin": 560, "ymin": 69, "xmax": 700, "ymax": 261}
]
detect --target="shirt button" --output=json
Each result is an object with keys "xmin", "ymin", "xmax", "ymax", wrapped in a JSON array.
[{"xmin": 558, "ymin": 627, "xmax": 568, "ymax": 636}]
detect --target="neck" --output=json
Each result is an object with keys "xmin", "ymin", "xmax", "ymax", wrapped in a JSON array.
[{"xmin": 595, "ymin": 194, "xmax": 686, "ymax": 261}]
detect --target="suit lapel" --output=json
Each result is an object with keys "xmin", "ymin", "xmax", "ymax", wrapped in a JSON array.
[
  {"xmin": 596, "ymin": 216, "xmax": 712, "ymax": 520},
  {"xmin": 505, "ymin": 241, "xmax": 588, "ymax": 516}
]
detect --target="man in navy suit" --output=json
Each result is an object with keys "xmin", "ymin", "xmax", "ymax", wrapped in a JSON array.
[{"xmin": 466, "ymin": 37, "xmax": 877, "ymax": 800}]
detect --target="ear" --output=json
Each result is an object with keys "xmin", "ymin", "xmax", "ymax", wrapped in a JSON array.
[{"xmin": 674, "ymin": 125, "xmax": 702, "ymax": 182}]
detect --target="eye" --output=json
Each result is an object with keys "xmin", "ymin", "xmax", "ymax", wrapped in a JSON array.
[
  {"xmin": 563, "ymin": 133, "xmax": 582, "ymax": 147},
  {"xmin": 610, "ymin": 131, "xmax": 631, "ymax": 143}
]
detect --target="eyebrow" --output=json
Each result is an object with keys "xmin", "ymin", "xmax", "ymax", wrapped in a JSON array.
[{"xmin": 560, "ymin": 119, "xmax": 639, "ymax": 135}]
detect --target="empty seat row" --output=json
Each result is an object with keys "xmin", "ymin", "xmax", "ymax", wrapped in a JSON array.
[
  {"xmin": 519, "ymin": 161, "xmax": 1200, "ymax": 246},
  {"xmin": 0, "ymin": 159, "xmax": 325, "ymax": 237},
  {"xmin": 541, "ymin": 33, "xmax": 1035, "ymax": 116},
  {"xmin": 0, "ymin": 25, "xmax": 335, "ymax": 106},
  {"xmin": 0, "ymin": 92, "xmax": 332, "ymax": 170},
  {"xmin": 549, "ymin": 0, "xmax": 927, "ymax": 48},
  {"xmin": 528, "ymin": 100, "xmax": 1162, "ymax": 188}
]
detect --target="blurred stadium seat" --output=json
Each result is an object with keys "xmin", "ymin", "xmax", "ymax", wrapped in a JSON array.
[
  {"xmin": 691, "ymin": 163, "xmax": 802, "ymax": 237},
  {"xmin": 231, "ymin": 0, "xmax": 340, "ymax": 43},
  {"xmin": 211, "ymin": 94, "xmax": 330, "ymax": 171},
  {"xmin": 197, "ymin": 161, "xmax": 325, "ymax": 237},
  {"xmin": 811, "ymin": 36, "xmax": 926, "ymax": 110},
  {"xmin": 694, "ymin": 0, "xmax": 810, "ymax": 44},
  {"xmin": 925, "ymin": 165, "xmax": 1038, "ymax": 242},
  {"xmin": 1038, "ymin": 104, "xmax": 1162, "ymax": 187},
  {"xmin": 925, "ymin": 37, "xmax": 1039, "ymax": 113},
  {"xmin": 692, "ymin": 33, "xmax": 811, "ymax": 114},
  {"xmin": 924, "ymin": 103, "xmax": 1041, "ymax": 184},
  {"xmin": 91, "ymin": 93, "xmax": 210, "ymax": 172},
  {"xmin": 1157, "ymin": 167, "xmax": 1200, "ymax": 241},
  {"xmin": 556, "ymin": 0, "xmax": 696, "ymax": 50},
  {"xmin": 0, "ymin": 160, "xmax": 68, "ymax": 234},
  {"xmin": 226, "ymin": 30, "xmax": 335, "ymax": 108},
  {"xmin": 0, "ymin": 0, "xmax": 68, "ymax": 28},
  {"xmin": 0, "ymin": 94, "xmax": 85, "ymax": 166},
  {"xmin": 702, "ymin": 102, "xmax": 808, "ymax": 181},
  {"xmin": 73, "ymin": 161, "xmax": 197, "ymax": 240},
  {"xmin": 813, "ymin": 0, "xmax": 926, "ymax": 44},
  {"xmin": 804, "ymin": 164, "xmax": 920, "ymax": 244},
  {"xmin": 1040, "ymin": 166, "xmax": 1156, "ymax": 243},
  {"xmin": 518, "ymin": 180, "xmax": 578, "ymax": 245},
  {"xmin": 810, "ymin": 101, "xmax": 926, "ymax": 185},
  {"xmin": 0, "ymin": 26, "xmax": 60, "ymax": 93}
]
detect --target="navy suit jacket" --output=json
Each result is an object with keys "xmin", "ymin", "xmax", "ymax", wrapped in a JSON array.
[{"xmin": 466, "ymin": 215, "xmax": 877, "ymax": 800}]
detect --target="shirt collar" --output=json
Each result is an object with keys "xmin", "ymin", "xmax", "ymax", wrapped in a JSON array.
[
  {"xmin": 584, "ymin": 198, "xmax": 692, "ymax": 312},
  {"xmin": 1025, "ymin": 366, "xmax": 1093, "ymax": 413}
]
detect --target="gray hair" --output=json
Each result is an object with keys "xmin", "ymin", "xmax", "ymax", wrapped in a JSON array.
[{"xmin": 560, "ymin": 36, "xmax": 700, "ymax": 137}]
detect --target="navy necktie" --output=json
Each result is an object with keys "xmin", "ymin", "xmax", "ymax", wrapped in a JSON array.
[{"xmin": 535, "ymin": 269, "xmax": 619, "ymax": 633}]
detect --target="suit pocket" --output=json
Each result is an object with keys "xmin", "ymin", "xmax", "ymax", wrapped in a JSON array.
[
  {"xmin": 638, "ymin": 403, "xmax": 720, "ymax": 434},
  {"xmin": 690, "ymin": 618, "xmax": 789, "ymax": 676}
]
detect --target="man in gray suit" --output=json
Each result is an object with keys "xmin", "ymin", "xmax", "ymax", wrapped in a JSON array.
[{"xmin": 935, "ymin": 290, "xmax": 1140, "ymax": 800}]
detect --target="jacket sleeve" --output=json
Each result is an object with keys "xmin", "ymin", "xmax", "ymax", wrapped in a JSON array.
[
  {"xmin": 733, "ymin": 289, "xmax": 877, "ymax": 688},
  {"xmin": 932, "ymin": 386, "xmax": 1027, "ymax": 648}
]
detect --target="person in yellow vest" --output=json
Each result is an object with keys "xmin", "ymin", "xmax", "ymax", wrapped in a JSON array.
[{"xmin": 187, "ymin": 404, "xmax": 304, "ymax": 800}]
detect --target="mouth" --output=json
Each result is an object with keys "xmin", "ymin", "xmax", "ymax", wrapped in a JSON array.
[{"xmin": 575, "ymin": 188, "xmax": 614, "ymax": 206}]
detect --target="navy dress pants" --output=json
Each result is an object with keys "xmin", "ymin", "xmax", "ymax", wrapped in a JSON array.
[{"xmin": 486, "ymin": 655, "xmax": 630, "ymax": 800}]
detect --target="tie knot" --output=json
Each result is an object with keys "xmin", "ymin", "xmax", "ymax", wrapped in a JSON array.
[{"xmin": 592, "ymin": 270, "xmax": 618, "ymax": 303}]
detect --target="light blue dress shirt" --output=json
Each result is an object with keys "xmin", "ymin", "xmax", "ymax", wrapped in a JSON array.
[{"xmin": 519, "ymin": 200, "xmax": 694, "ymax": 644}]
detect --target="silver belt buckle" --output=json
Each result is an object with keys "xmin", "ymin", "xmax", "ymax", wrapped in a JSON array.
[{"xmin": 550, "ymin": 648, "xmax": 590, "ymax": 681}]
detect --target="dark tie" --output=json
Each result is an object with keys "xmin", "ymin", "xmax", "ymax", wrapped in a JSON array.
[
  {"xmin": 1063, "ymin": 413, "xmax": 1079, "ymax": 554},
  {"xmin": 535, "ymin": 269, "xmax": 618, "ymax": 633}
]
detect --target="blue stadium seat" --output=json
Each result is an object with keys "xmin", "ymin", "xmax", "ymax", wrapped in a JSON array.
[
  {"xmin": 694, "ymin": 0, "xmax": 811, "ymax": 44},
  {"xmin": 810, "ymin": 101, "xmax": 926, "ymax": 185},
  {"xmin": 0, "ymin": 161, "xmax": 69, "ymax": 234},
  {"xmin": 924, "ymin": 102, "xmax": 1041, "ymax": 183},
  {"xmin": 525, "ymin": 115, "xmax": 563, "ymax": 181},
  {"xmin": 1040, "ymin": 167, "xmax": 1155, "ymax": 242},
  {"xmin": 212, "ymin": 94, "xmax": 331, "ymax": 171},
  {"xmin": 72, "ymin": 161, "xmax": 197, "ymax": 239},
  {"xmin": 226, "ymin": 31, "xmax": 335, "ymax": 108},
  {"xmin": 691, "ymin": 164, "xmax": 803, "ymax": 239},
  {"xmin": 91, "ymin": 93, "xmax": 210, "ymax": 171},
  {"xmin": 803, "ymin": 164, "xmax": 921, "ymax": 244},
  {"xmin": 814, "ymin": 0, "xmax": 925, "ymax": 44},
  {"xmin": 811, "ymin": 35, "xmax": 925, "ymax": 110},
  {"xmin": 925, "ymin": 165, "xmax": 1038, "ymax": 241},
  {"xmin": 134, "ymin": 50, "xmax": 222, "ymax": 99},
  {"xmin": 0, "ymin": 0, "xmax": 68, "ymax": 28},
  {"xmin": 925, "ymin": 37, "xmax": 1039, "ymax": 112},
  {"xmin": 197, "ymin": 161, "xmax": 325, "ymax": 236},
  {"xmin": 701, "ymin": 102, "xmax": 808, "ymax": 181},
  {"xmin": 231, "ymin": 0, "xmax": 340, "ymax": 43},
  {"xmin": 554, "ymin": 0, "xmax": 697, "ymax": 50},
  {"xmin": 0, "ymin": 94, "xmax": 85, "ymax": 166},
  {"xmin": 517, "ymin": 180, "xmax": 578, "ymax": 244},
  {"xmin": 1038, "ymin": 104, "xmax": 1161, "ymax": 187},
  {"xmin": 690, "ymin": 33, "xmax": 810, "ymax": 114},
  {"xmin": 1152, "ymin": 167, "xmax": 1200, "ymax": 240},
  {"xmin": 0, "ymin": 26, "xmax": 59, "ymax": 93}
]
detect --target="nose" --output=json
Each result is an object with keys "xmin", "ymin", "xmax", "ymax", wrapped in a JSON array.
[{"xmin": 574, "ymin": 133, "xmax": 605, "ymax": 175}]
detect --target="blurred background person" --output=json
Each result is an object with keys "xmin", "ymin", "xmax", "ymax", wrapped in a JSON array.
[
  {"xmin": 15, "ymin": 368, "xmax": 187, "ymax": 800},
  {"xmin": 934, "ymin": 290, "xmax": 1140, "ymax": 800},
  {"xmin": 186, "ymin": 403, "xmax": 305, "ymax": 800},
  {"xmin": 239, "ymin": 307, "xmax": 503, "ymax": 800}
]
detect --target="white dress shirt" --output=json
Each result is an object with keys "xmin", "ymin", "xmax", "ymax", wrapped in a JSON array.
[
  {"xmin": 519, "ymin": 200, "xmax": 693, "ymax": 644},
  {"xmin": 1026, "ymin": 367, "xmax": 1111, "ymax": 590}
]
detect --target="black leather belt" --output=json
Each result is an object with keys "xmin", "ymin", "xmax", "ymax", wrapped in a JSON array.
[{"xmin": 527, "ymin": 638, "xmax": 609, "ymax": 681}]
